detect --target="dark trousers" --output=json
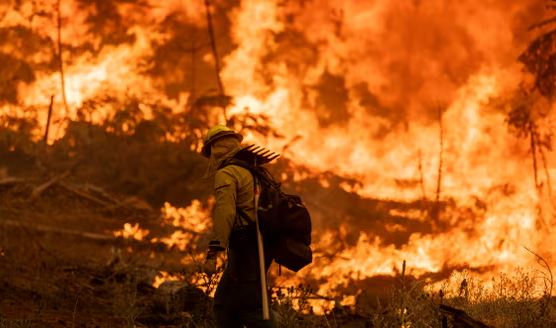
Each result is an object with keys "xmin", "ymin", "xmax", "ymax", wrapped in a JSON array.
[
  {"xmin": 213, "ymin": 272, "xmax": 276, "ymax": 328},
  {"xmin": 214, "ymin": 224, "xmax": 276, "ymax": 327}
]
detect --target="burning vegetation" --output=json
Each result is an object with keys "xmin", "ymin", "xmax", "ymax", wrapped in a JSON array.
[{"xmin": 1, "ymin": 0, "xmax": 556, "ymax": 327}]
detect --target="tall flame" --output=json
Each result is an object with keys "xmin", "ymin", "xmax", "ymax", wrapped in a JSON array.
[
  {"xmin": 2, "ymin": 0, "xmax": 555, "ymax": 303},
  {"xmin": 220, "ymin": 0, "xmax": 555, "ymax": 298}
]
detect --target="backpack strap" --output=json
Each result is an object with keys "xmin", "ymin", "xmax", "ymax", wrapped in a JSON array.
[
  {"xmin": 220, "ymin": 158, "xmax": 256, "ymax": 229},
  {"xmin": 233, "ymin": 207, "xmax": 253, "ymax": 228},
  {"xmin": 220, "ymin": 158, "xmax": 281, "ymax": 191},
  {"xmin": 218, "ymin": 157, "xmax": 252, "ymax": 171}
]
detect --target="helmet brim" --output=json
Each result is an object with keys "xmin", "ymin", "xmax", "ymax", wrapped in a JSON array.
[{"xmin": 201, "ymin": 131, "xmax": 243, "ymax": 157}]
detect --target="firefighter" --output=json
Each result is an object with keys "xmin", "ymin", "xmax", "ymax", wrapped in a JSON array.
[{"xmin": 201, "ymin": 125, "xmax": 276, "ymax": 327}]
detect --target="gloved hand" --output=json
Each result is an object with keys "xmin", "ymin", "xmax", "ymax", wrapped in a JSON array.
[
  {"xmin": 203, "ymin": 257, "xmax": 217, "ymax": 275},
  {"xmin": 202, "ymin": 247, "xmax": 219, "ymax": 275}
]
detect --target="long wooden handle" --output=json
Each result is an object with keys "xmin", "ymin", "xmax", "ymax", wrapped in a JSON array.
[{"xmin": 254, "ymin": 181, "xmax": 270, "ymax": 320}]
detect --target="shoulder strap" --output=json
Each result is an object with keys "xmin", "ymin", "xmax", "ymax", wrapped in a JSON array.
[
  {"xmin": 219, "ymin": 157, "xmax": 253, "ymax": 171},
  {"xmin": 220, "ymin": 158, "xmax": 281, "ymax": 191},
  {"xmin": 234, "ymin": 208, "xmax": 253, "ymax": 227}
]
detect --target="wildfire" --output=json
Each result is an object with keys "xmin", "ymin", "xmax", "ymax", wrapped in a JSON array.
[
  {"xmin": 113, "ymin": 222, "xmax": 150, "ymax": 241},
  {"xmin": 152, "ymin": 270, "xmax": 184, "ymax": 288},
  {"xmin": 113, "ymin": 201, "xmax": 211, "ymax": 267},
  {"xmin": 3, "ymin": 0, "xmax": 556, "ymax": 307},
  {"xmin": 151, "ymin": 201, "xmax": 212, "ymax": 251},
  {"xmin": 160, "ymin": 200, "xmax": 212, "ymax": 233}
]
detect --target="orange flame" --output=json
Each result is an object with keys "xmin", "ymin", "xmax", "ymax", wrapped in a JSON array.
[
  {"xmin": 3, "ymin": 0, "xmax": 555, "ymax": 304},
  {"xmin": 113, "ymin": 223, "xmax": 150, "ymax": 241},
  {"xmin": 151, "ymin": 201, "xmax": 212, "ymax": 251},
  {"xmin": 152, "ymin": 270, "xmax": 184, "ymax": 288}
]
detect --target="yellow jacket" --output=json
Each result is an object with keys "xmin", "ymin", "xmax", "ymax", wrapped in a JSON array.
[{"xmin": 210, "ymin": 164, "xmax": 256, "ymax": 250}]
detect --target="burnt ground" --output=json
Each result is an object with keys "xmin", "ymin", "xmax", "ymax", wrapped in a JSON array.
[
  {"xmin": 0, "ymin": 132, "xmax": 381, "ymax": 326},
  {"xmin": 0, "ymin": 142, "xmax": 423, "ymax": 326},
  {"xmin": 0, "ymin": 150, "xmax": 398, "ymax": 327},
  {"xmin": 1, "ymin": 123, "xmax": 555, "ymax": 327},
  {"xmin": 0, "ymin": 181, "xmax": 201, "ymax": 326}
]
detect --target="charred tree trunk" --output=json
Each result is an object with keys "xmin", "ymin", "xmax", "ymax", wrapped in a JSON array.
[
  {"xmin": 436, "ymin": 107, "xmax": 444, "ymax": 205},
  {"xmin": 529, "ymin": 122, "xmax": 540, "ymax": 189},
  {"xmin": 540, "ymin": 146, "xmax": 552, "ymax": 197},
  {"xmin": 528, "ymin": 122, "xmax": 552, "ymax": 230},
  {"xmin": 43, "ymin": 95, "xmax": 54, "ymax": 144},
  {"xmin": 204, "ymin": 0, "xmax": 227, "ymax": 123},
  {"xmin": 431, "ymin": 107, "xmax": 444, "ymax": 225},
  {"xmin": 56, "ymin": 0, "xmax": 68, "ymax": 113},
  {"xmin": 418, "ymin": 150, "xmax": 427, "ymax": 201}
]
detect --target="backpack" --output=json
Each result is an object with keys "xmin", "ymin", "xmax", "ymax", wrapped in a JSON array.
[{"xmin": 221, "ymin": 158, "xmax": 313, "ymax": 272}]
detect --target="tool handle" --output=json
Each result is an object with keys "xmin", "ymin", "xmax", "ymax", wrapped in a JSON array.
[{"xmin": 254, "ymin": 180, "xmax": 270, "ymax": 320}]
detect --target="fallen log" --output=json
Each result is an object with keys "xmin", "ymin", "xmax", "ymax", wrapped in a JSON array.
[
  {"xmin": 83, "ymin": 184, "xmax": 119, "ymax": 204},
  {"xmin": 0, "ymin": 215, "xmax": 181, "ymax": 253},
  {"xmin": 0, "ymin": 177, "xmax": 30, "ymax": 186},
  {"xmin": 59, "ymin": 182, "xmax": 152, "ymax": 212},
  {"xmin": 29, "ymin": 170, "xmax": 71, "ymax": 200},
  {"xmin": 58, "ymin": 181, "xmax": 113, "ymax": 207},
  {"xmin": 0, "ymin": 217, "xmax": 114, "ymax": 241}
]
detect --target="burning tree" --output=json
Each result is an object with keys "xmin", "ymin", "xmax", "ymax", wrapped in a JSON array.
[{"xmin": 0, "ymin": 0, "xmax": 555, "ymax": 327}]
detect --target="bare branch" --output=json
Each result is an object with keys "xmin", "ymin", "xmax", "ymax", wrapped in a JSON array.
[
  {"xmin": 29, "ymin": 170, "xmax": 71, "ymax": 200},
  {"xmin": 529, "ymin": 15, "xmax": 556, "ymax": 30}
]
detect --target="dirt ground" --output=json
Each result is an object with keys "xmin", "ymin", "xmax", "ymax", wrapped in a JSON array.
[{"xmin": 1, "ymin": 133, "xmax": 555, "ymax": 328}]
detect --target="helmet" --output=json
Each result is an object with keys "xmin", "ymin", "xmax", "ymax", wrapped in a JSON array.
[{"xmin": 201, "ymin": 125, "xmax": 243, "ymax": 158}]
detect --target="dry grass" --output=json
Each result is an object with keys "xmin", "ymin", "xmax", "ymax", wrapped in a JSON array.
[
  {"xmin": 433, "ymin": 267, "xmax": 554, "ymax": 328},
  {"xmin": 265, "ymin": 264, "xmax": 555, "ymax": 328},
  {"xmin": 364, "ymin": 263, "xmax": 555, "ymax": 328}
]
